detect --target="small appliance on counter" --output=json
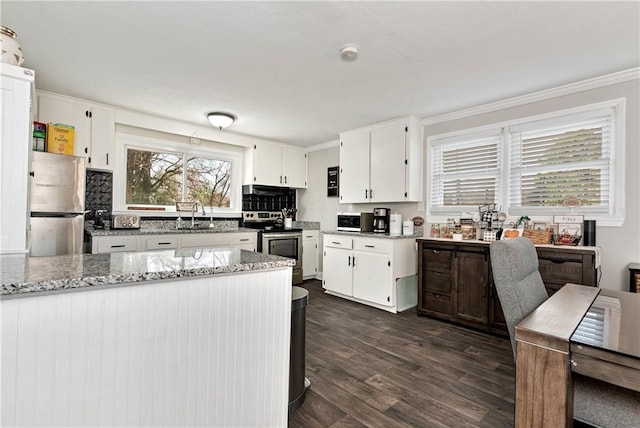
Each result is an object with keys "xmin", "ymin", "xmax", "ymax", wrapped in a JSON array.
[
  {"xmin": 110, "ymin": 214, "xmax": 141, "ymax": 229},
  {"xmin": 372, "ymin": 208, "xmax": 390, "ymax": 233},
  {"xmin": 389, "ymin": 213, "xmax": 402, "ymax": 235},
  {"xmin": 94, "ymin": 210, "xmax": 108, "ymax": 229},
  {"xmin": 336, "ymin": 212, "xmax": 373, "ymax": 232}
]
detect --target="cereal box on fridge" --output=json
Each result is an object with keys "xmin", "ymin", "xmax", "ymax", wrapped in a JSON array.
[{"xmin": 46, "ymin": 123, "xmax": 75, "ymax": 155}]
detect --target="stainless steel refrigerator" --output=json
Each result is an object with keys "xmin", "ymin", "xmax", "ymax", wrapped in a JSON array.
[{"xmin": 30, "ymin": 152, "xmax": 86, "ymax": 256}]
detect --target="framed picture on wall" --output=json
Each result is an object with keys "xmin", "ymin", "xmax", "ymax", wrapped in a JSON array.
[{"xmin": 327, "ymin": 166, "xmax": 339, "ymax": 197}]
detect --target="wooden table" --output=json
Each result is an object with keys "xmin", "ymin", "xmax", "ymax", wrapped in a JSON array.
[{"xmin": 514, "ymin": 284, "xmax": 640, "ymax": 427}]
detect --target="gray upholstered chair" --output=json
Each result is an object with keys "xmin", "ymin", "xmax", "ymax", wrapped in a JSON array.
[{"xmin": 490, "ymin": 237, "xmax": 640, "ymax": 428}]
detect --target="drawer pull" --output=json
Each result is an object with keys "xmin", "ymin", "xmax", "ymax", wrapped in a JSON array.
[
  {"xmin": 548, "ymin": 259, "xmax": 568, "ymax": 264},
  {"xmin": 158, "ymin": 242, "xmax": 172, "ymax": 245},
  {"xmin": 239, "ymin": 238, "xmax": 250, "ymax": 241},
  {"xmin": 365, "ymin": 245, "xmax": 375, "ymax": 248},
  {"xmin": 431, "ymin": 271, "xmax": 441, "ymax": 276},
  {"xmin": 305, "ymin": 235, "xmax": 313, "ymax": 238},
  {"xmin": 332, "ymin": 241, "xmax": 341, "ymax": 245},
  {"xmin": 111, "ymin": 245, "xmax": 125, "ymax": 248},
  {"xmin": 432, "ymin": 250, "xmax": 440, "ymax": 254}
]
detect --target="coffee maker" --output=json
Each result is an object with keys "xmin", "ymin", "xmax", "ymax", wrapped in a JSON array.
[
  {"xmin": 373, "ymin": 208, "xmax": 390, "ymax": 233},
  {"xmin": 94, "ymin": 209, "xmax": 107, "ymax": 229}
]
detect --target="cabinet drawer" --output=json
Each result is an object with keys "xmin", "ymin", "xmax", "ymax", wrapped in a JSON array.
[
  {"xmin": 324, "ymin": 235, "xmax": 352, "ymax": 249},
  {"xmin": 353, "ymin": 238, "xmax": 392, "ymax": 254},
  {"xmin": 303, "ymin": 230, "xmax": 319, "ymax": 240},
  {"xmin": 230, "ymin": 233, "xmax": 256, "ymax": 246},
  {"xmin": 422, "ymin": 247, "xmax": 453, "ymax": 271},
  {"xmin": 425, "ymin": 270, "xmax": 452, "ymax": 293},
  {"xmin": 424, "ymin": 292, "xmax": 451, "ymax": 315},
  {"xmin": 96, "ymin": 236, "xmax": 138, "ymax": 253},
  {"xmin": 145, "ymin": 236, "xmax": 178, "ymax": 250},
  {"xmin": 538, "ymin": 258, "xmax": 583, "ymax": 285},
  {"xmin": 180, "ymin": 234, "xmax": 230, "ymax": 248}
]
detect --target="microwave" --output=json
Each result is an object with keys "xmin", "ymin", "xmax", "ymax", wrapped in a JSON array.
[{"xmin": 337, "ymin": 212, "xmax": 373, "ymax": 232}]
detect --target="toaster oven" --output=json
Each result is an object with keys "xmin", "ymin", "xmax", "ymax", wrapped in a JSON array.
[{"xmin": 111, "ymin": 214, "xmax": 141, "ymax": 229}]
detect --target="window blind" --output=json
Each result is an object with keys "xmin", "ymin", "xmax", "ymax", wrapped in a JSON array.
[
  {"xmin": 430, "ymin": 133, "xmax": 502, "ymax": 210},
  {"xmin": 509, "ymin": 112, "xmax": 612, "ymax": 214}
]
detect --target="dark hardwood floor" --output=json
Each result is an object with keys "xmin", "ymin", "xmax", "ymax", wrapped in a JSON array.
[{"xmin": 289, "ymin": 280, "xmax": 515, "ymax": 428}]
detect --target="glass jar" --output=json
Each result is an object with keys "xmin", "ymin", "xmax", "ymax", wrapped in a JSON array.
[{"xmin": 430, "ymin": 223, "xmax": 440, "ymax": 238}]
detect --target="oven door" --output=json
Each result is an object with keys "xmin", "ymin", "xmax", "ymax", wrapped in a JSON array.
[{"xmin": 262, "ymin": 232, "xmax": 302, "ymax": 268}]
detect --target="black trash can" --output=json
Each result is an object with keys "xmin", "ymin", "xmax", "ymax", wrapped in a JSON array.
[{"xmin": 289, "ymin": 286, "xmax": 309, "ymax": 415}]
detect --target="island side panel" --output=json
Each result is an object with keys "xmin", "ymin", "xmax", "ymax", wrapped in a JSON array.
[{"xmin": 1, "ymin": 268, "xmax": 292, "ymax": 427}]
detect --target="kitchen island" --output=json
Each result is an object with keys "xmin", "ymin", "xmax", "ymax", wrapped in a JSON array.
[{"xmin": 1, "ymin": 248, "xmax": 295, "ymax": 427}]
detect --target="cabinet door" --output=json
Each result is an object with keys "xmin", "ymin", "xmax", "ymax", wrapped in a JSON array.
[
  {"xmin": 454, "ymin": 251, "xmax": 488, "ymax": 325},
  {"xmin": 352, "ymin": 250, "xmax": 392, "ymax": 306},
  {"xmin": 339, "ymin": 130, "xmax": 370, "ymax": 203},
  {"xmin": 88, "ymin": 105, "xmax": 115, "ymax": 171},
  {"xmin": 369, "ymin": 122, "xmax": 407, "ymax": 202},
  {"xmin": 302, "ymin": 234, "xmax": 318, "ymax": 278},
  {"xmin": 251, "ymin": 143, "xmax": 283, "ymax": 186},
  {"xmin": 1, "ymin": 70, "xmax": 32, "ymax": 254},
  {"xmin": 322, "ymin": 247, "xmax": 353, "ymax": 296},
  {"xmin": 282, "ymin": 147, "xmax": 307, "ymax": 188},
  {"xmin": 38, "ymin": 95, "xmax": 91, "ymax": 159}
]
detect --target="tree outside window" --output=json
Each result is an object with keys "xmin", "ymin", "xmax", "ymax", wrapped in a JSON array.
[{"xmin": 126, "ymin": 148, "xmax": 232, "ymax": 208}]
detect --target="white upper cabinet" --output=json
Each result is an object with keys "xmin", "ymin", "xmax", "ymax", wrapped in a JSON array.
[
  {"xmin": 244, "ymin": 142, "xmax": 307, "ymax": 188},
  {"xmin": 37, "ymin": 93, "xmax": 115, "ymax": 171},
  {"xmin": 339, "ymin": 116, "xmax": 422, "ymax": 203},
  {"xmin": 282, "ymin": 146, "xmax": 307, "ymax": 188},
  {"xmin": 0, "ymin": 64, "xmax": 34, "ymax": 254},
  {"xmin": 339, "ymin": 129, "xmax": 370, "ymax": 203}
]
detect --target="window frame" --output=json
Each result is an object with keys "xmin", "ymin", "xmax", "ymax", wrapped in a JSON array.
[
  {"xmin": 426, "ymin": 98, "xmax": 626, "ymax": 226},
  {"xmin": 113, "ymin": 133, "xmax": 243, "ymax": 217}
]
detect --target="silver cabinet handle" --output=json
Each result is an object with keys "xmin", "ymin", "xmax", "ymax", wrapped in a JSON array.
[{"xmin": 239, "ymin": 238, "xmax": 250, "ymax": 242}]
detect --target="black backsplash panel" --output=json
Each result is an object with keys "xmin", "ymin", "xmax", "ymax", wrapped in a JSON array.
[
  {"xmin": 242, "ymin": 189, "xmax": 296, "ymax": 216},
  {"xmin": 85, "ymin": 170, "xmax": 113, "ymax": 220}
]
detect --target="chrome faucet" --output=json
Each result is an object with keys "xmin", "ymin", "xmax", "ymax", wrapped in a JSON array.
[{"xmin": 190, "ymin": 202, "xmax": 208, "ymax": 229}]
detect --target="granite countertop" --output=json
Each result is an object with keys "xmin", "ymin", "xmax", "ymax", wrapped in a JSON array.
[
  {"xmin": 323, "ymin": 230, "xmax": 424, "ymax": 239},
  {"xmin": 86, "ymin": 224, "xmax": 258, "ymax": 237},
  {"xmin": 0, "ymin": 248, "xmax": 295, "ymax": 297}
]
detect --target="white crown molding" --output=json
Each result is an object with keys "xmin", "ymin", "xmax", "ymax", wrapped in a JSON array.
[
  {"xmin": 306, "ymin": 139, "xmax": 339, "ymax": 152},
  {"xmin": 422, "ymin": 67, "xmax": 640, "ymax": 126}
]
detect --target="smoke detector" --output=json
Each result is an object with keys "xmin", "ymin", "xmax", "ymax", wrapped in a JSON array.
[{"xmin": 340, "ymin": 44, "xmax": 359, "ymax": 62}]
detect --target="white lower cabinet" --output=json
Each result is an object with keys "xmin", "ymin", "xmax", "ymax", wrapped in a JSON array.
[
  {"xmin": 302, "ymin": 230, "xmax": 319, "ymax": 279},
  {"xmin": 92, "ymin": 231, "xmax": 257, "ymax": 254},
  {"xmin": 323, "ymin": 234, "xmax": 417, "ymax": 313}
]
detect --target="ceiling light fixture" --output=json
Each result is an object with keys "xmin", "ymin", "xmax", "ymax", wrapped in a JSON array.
[
  {"xmin": 207, "ymin": 112, "xmax": 235, "ymax": 130},
  {"xmin": 340, "ymin": 44, "xmax": 359, "ymax": 62}
]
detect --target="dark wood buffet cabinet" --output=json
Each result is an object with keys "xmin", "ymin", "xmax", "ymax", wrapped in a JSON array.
[{"xmin": 417, "ymin": 239, "xmax": 599, "ymax": 336}]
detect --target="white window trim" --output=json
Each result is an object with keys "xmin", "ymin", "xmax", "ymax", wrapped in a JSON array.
[
  {"xmin": 426, "ymin": 98, "xmax": 625, "ymax": 227},
  {"xmin": 113, "ymin": 133, "xmax": 243, "ymax": 217}
]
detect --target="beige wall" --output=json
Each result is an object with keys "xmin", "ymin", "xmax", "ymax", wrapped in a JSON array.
[{"xmin": 299, "ymin": 78, "xmax": 639, "ymax": 290}]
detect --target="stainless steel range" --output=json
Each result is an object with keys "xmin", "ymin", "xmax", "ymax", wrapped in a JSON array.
[{"xmin": 242, "ymin": 211, "xmax": 303, "ymax": 285}]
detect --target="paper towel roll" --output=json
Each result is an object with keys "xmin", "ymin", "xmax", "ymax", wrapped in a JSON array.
[
  {"xmin": 403, "ymin": 220, "xmax": 414, "ymax": 235},
  {"xmin": 390, "ymin": 213, "xmax": 402, "ymax": 235}
]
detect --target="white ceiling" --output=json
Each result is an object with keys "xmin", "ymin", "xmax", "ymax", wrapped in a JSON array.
[{"xmin": 3, "ymin": 1, "xmax": 639, "ymax": 147}]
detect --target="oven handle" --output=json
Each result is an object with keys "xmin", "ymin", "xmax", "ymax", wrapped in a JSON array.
[{"xmin": 262, "ymin": 233, "xmax": 301, "ymax": 239}]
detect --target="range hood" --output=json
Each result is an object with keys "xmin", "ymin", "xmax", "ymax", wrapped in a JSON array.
[{"xmin": 242, "ymin": 184, "xmax": 291, "ymax": 196}]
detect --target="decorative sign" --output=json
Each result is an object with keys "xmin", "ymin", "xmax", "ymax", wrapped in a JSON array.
[
  {"xmin": 327, "ymin": 166, "xmax": 339, "ymax": 197},
  {"xmin": 553, "ymin": 215, "xmax": 584, "ymax": 224},
  {"xmin": 562, "ymin": 198, "xmax": 583, "ymax": 208}
]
